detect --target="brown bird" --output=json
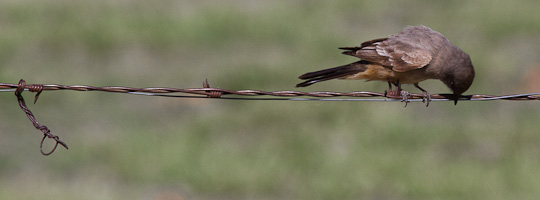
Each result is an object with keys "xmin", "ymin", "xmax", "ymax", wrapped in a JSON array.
[{"xmin": 296, "ymin": 25, "xmax": 475, "ymax": 105}]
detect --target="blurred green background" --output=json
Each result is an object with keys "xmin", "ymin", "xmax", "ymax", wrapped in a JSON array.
[{"xmin": 1, "ymin": 0, "xmax": 540, "ymax": 199}]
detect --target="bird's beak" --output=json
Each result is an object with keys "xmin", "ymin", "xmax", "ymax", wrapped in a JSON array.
[
  {"xmin": 452, "ymin": 92, "xmax": 458, "ymax": 105},
  {"xmin": 453, "ymin": 93, "xmax": 460, "ymax": 105}
]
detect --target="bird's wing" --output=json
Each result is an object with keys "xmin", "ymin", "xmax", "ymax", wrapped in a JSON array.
[{"xmin": 339, "ymin": 37, "xmax": 432, "ymax": 72}]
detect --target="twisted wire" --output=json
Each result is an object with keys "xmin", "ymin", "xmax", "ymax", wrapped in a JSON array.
[{"xmin": 2, "ymin": 79, "xmax": 539, "ymax": 156}]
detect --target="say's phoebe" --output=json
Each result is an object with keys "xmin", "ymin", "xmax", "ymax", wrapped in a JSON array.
[{"xmin": 296, "ymin": 25, "xmax": 475, "ymax": 105}]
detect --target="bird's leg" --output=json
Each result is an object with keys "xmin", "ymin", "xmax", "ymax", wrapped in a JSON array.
[
  {"xmin": 385, "ymin": 79, "xmax": 401, "ymax": 97},
  {"xmin": 414, "ymin": 83, "xmax": 431, "ymax": 107},
  {"xmin": 384, "ymin": 80, "xmax": 410, "ymax": 106},
  {"xmin": 384, "ymin": 80, "xmax": 393, "ymax": 97}
]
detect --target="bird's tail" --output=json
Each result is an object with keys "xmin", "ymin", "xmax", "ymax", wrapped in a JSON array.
[{"xmin": 296, "ymin": 61, "xmax": 368, "ymax": 87}]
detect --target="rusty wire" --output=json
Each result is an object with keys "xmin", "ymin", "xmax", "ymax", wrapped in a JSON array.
[
  {"xmin": 1, "ymin": 79, "xmax": 539, "ymax": 100},
  {"xmin": 2, "ymin": 79, "xmax": 540, "ymax": 156},
  {"xmin": 13, "ymin": 80, "xmax": 68, "ymax": 156}
]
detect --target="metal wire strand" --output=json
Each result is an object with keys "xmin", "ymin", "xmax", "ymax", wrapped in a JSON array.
[
  {"xmin": 1, "ymin": 80, "xmax": 539, "ymax": 100},
  {"xmin": 2, "ymin": 79, "xmax": 540, "ymax": 156}
]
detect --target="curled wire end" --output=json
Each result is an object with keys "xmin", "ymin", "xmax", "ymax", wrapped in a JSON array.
[
  {"xmin": 203, "ymin": 79, "xmax": 222, "ymax": 98},
  {"xmin": 40, "ymin": 135, "xmax": 58, "ymax": 156},
  {"xmin": 40, "ymin": 131, "xmax": 69, "ymax": 156}
]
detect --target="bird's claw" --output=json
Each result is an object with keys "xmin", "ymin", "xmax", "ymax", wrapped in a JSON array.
[
  {"xmin": 385, "ymin": 89, "xmax": 411, "ymax": 107},
  {"xmin": 400, "ymin": 90, "xmax": 410, "ymax": 107},
  {"xmin": 422, "ymin": 91, "xmax": 431, "ymax": 107}
]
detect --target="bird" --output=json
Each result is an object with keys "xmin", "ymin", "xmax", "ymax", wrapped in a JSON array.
[{"xmin": 296, "ymin": 25, "xmax": 475, "ymax": 105}]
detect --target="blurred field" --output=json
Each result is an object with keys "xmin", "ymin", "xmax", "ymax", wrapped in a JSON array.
[{"xmin": 1, "ymin": 0, "xmax": 540, "ymax": 199}]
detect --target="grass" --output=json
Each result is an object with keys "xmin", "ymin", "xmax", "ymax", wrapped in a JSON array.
[{"xmin": 1, "ymin": 0, "xmax": 540, "ymax": 199}]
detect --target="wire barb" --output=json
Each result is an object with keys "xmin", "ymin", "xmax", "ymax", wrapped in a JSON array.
[
  {"xmin": 28, "ymin": 83, "xmax": 44, "ymax": 104},
  {"xmin": 14, "ymin": 79, "xmax": 68, "ymax": 156},
  {"xmin": 203, "ymin": 79, "xmax": 222, "ymax": 98}
]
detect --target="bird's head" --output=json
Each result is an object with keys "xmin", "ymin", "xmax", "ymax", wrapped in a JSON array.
[{"xmin": 441, "ymin": 53, "xmax": 475, "ymax": 105}]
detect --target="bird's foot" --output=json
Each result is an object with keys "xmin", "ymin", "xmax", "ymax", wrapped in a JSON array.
[
  {"xmin": 421, "ymin": 91, "xmax": 431, "ymax": 107},
  {"xmin": 385, "ymin": 89, "xmax": 411, "ymax": 107},
  {"xmin": 400, "ymin": 90, "xmax": 410, "ymax": 107}
]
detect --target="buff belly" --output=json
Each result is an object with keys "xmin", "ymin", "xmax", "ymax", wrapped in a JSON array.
[{"xmin": 339, "ymin": 64, "xmax": 432, "ymax": 84}]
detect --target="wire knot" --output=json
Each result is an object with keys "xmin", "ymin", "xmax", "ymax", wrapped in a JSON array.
[
  {"xmin": 28, "ymin": 83, "xmax": 44, "ymax": 104},
  {"xmin": 15, "ymin": 79, "xmax": 26, "ymax": 96},
  {"xmin": 203, "ymin": 79, "xmax": 222, "ymax": 98}
]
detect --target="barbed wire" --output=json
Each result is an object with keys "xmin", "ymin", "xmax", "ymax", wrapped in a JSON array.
[{"xmin": 2, "ymin": 79, "xmax": 540, "ymax": 156}]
